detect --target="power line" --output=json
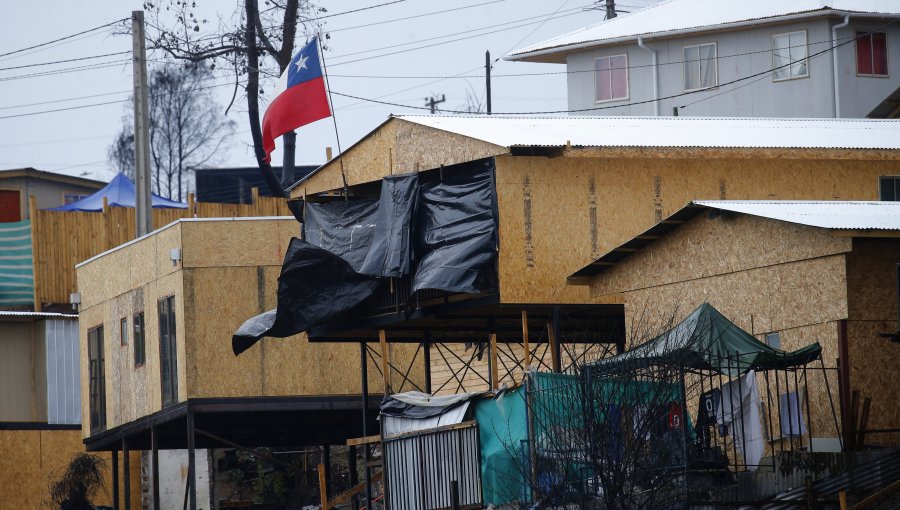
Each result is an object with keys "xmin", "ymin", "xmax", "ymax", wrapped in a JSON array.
[
  {"xmin": 329, "ymin": 9, "xmax": 586, "ymax": 67},
  {"xmin": 327, "ymin": 20, "xmax": 899, "ymax": 115},
  {"xmin": 0, "ymin": 51, "xmax": 131, "ymax": 72},
  {"xmin": 0, "ymin": 60, "xmax": 132, "ymax": 83},
  {"xmin": 0, "ymin": 18, "xmax": 128, "ymax": 60},
  {"xmin": 328, "ymin": 0, "xmax": 507, "ymax": 33}
]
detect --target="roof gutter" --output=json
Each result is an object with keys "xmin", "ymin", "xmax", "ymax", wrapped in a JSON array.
[
  {"xmin": 832, "ymin": 14, "xmax": 851, "ymax": 118},
  {"xmin": 637, "ymin": 36, "xmax": 659, "ymax": 116},
  {"xmin": 507, "ymin": 10, "xmax": 882, "ymax": 63}
]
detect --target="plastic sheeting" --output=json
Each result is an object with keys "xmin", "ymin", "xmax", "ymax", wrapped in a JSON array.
[
  {"xmin": 359, "ymin": 174, "xmax": 418, "ymax": 278},
  {"xmin": 231, "ymin": 238, "xmax": 379, "ymax": 355},
  {"xmin": 302, "ymin": 199, "xmax": 379, "ymax": 272},
  {"xmin": 413, "ymin": 163, "xmax": 496, "ymax": 293},
  {"xmin": 381, "ymin": 390, "xmax": 484, "ymax": 419}
]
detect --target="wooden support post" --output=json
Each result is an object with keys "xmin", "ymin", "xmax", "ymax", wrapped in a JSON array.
[
  {"xmin": 548, "ymin": 322, "xmax": 560, "ymax": 373},
  {"xmin": 490, "ymin": 332, "xmax": 499, "ymax": 390},
  {"xmin": 111, "ymin": 450, "xmax": 119, "ymax": 510},
  {"xmin": 123, "ymin": 438, "xmax": 131, "ymax": 510},
  {"xmin": 423, "ymin": 331, "xmax": 432, "ymax": 395},
  {"xmin": 379, "ymin": 330, "xmax": 390, "ymax": 395},
  {"xmin": 187, "ymin": 192, "xmax": 195, "ymax": 217},
  {"xmin": 318, "ymin": 463, "xmax": 328, "ymax": 510},
  {"xmin": 521, "ymin": 310, "xmax": 531, "ymax": 372}
]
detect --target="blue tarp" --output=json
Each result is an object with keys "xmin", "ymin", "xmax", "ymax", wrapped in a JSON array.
[{"xmin": 47, "ymin": 173, "xmax": 187, "ymax": 211}]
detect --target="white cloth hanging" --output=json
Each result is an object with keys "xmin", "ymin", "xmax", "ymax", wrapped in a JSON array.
[
  {"xmin": 717, "ymin": 370, "xmax": 764, "ymax": 470},
  {"xmin": 779, "ymin": 392, "xmax": 807, "ymax": 436}
]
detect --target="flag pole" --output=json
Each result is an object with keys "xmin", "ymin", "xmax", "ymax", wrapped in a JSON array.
[{"xmin": 316, "ymin": 33, "xmax": 350, "ymax": 198}]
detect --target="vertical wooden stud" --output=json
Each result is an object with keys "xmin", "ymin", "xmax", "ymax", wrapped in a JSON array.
[
  {"xmin": 521, "ymin": 310, "xmax": 530, "ymax": 372},
  {"xmin": 490, "ymin": 333, "xmax": 499, "ymax": 390},
  {"xmin": 379, "ymin": 329, "xmax": 390, "ymax": 395}
]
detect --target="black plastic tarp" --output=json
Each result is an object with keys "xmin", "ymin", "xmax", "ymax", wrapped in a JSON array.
[
  {"xmin": 303, "ymin": 199, "xmax": 379, "ymax": 272},
  {"xmin": 231, "ymin": 238, "xmax": 379, "ymax": 355},
  {"xmin": 359, "ymin": 174, "xmax": 418, "ymax": 278},
  {"xmin": 412, "ymin": 164, "xmax": 496, "ymax": 293}
]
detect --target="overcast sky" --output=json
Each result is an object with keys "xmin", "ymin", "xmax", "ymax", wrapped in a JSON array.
[{"xmin": 0, "ymin": 0, "xmax": 656, "ymax": 183}]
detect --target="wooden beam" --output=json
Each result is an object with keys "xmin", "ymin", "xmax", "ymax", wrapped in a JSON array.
[
  {"xmin": 346, "ymin": 434, "xmax": 381, "ymax": 447},
  {"xmin": 548, "ymin": 322, "xmax": 560, "ymax": 373},
  {"xmin": 318, "ymin": 463, "xmax": 328, "ymax": 510},
  {"xmin": 379, "ymin": 329, "xmax": 390, "ymax": 395},
  {"xmin": 521, "ymin": 310, "xmax": 530, "ymax": 372},
  {"xmin": 325, "ymin": 470, "xmax": 384, "ymax": 510},
  {"xmin": 490, "ymin": 332, "xmax": 499, "ymax": 390}
]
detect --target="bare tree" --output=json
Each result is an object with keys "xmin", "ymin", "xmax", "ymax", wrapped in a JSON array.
[
  {"xmin": 139, "ymin": 0, "xmax": 327, "ymax": 197},
  {"xmin": 109, "ymin": 64, "xmax": 235, "ymax": 200}
]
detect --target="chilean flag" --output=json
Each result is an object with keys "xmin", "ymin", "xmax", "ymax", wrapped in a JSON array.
[{"xmin": 262, "ymin": 37, "xmax": 331, "ymax": 163}]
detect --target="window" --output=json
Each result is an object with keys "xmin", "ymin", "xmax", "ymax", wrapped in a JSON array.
[
  {"xmin": 595, "ymin": 54, "xmax": 628, "ymax": 102},
  {"xmin": 765, "ymin": 331, "xmax": 781, "ymax": 349},
  {"xmin": 773, "ymin": 31, "xmax": 808, "ymax": 81},
  {"xmin": 120, "ymin": 317, "xmax": 128, "ymax": 346},
  {"xmin": 158, "ymin": 295, "xmax": 178, "ymax": 406},
  {"xmin": 88, "ymin": 325, "xmax": 106, "ymax": 433},
  {"xmin": 856, "ymin": 31, "xmax": 888, "ymax": 76},
  {"xmin": 684, "ymin": 43, "xmax": 718, "ymax": 90},
  {"xmin": 133, "ymin": 312, "xmax": 145, "ymax": 367},
  {"xmin": 63, "ymin": 193, "xmax": 89, "ymax": 205},
  {"xmin": 879, "ymin": 176, "xmax": 900, "ymax": 201}
]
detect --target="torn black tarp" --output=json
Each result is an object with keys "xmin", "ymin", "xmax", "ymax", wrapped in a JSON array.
[
  {"xmin": 359, "ymin": 174, "xmax": 418, "ymax": 278},
  {"xmin": 302, "ymin": 198, "xmax": 379, "ymax": 272},
  {"xmin": 412, "ymin": 162, "xmax": 497, "ymax": 293},
  {"xmin": 231, "ymin": 238, "xmax": 379, "ymax": 355}
]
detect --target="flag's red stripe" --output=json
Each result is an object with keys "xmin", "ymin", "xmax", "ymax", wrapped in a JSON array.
[{"xmin": 262, "ymin": 76, "xmax": 331, "ymax": 162}]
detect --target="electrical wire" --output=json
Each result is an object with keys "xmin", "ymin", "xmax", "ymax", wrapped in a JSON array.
[
  {"xmin": 0, "ymin": 60, "xmax": 133, "ymax": 83},
  {"xmin": 327, "ymin": 0, "xmax": 507, "ymax": 33},
  {"xmin": 0, "ymin": 19, "xmax": 129, "ymax": 60},
  {"xmin": 0, "ymin": 51, "xmax": 132, "ymax": 73}
]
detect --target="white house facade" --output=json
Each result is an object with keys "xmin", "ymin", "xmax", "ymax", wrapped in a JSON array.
[{"xmin": 507, "ymin": 0, "xmax": 900, "ymax": 118}]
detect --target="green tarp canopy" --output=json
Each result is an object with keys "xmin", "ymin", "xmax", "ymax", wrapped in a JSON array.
[{"xmin": 591, "ymin": 303, "xmax": 821, "ymax": 376}]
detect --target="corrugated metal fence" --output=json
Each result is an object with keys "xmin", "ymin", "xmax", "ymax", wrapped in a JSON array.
[{"xmin": 383, "ymin": 421, "xmax": 483, "ymax": 510}]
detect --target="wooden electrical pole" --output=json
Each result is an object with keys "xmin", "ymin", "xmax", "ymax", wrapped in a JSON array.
[
  {"xmin": 132, "ymin": 10, "xmax": 153, "ymax": 237},
  {"xmin": 485, "ymin": 50, "xmax": 492, "ymax": 115},
  {"xmin": 606, "ymin": 0, "xmax": 617, "ymax": 19},
  {"xmin": 425, "ymin": 94, "xmax": 446, "ymax": 114}
]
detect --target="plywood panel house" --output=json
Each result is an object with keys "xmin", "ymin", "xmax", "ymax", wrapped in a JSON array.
[
  {"xmin": 569, "ymin": 200, "xmax": 900, "ymax": 445},
  {"xmin": 287, "ymin": 115, "xmax": 900, "ymax": 393},
  {"xmin": 75, "ymin": 217, "xmax": 421, "ymax": 509}
]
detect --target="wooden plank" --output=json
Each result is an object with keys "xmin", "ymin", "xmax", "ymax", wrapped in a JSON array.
[
  {"xmin": 326, "ymin": 470, "xmax": 383, "ymax": 509},
  {"xmin": 521, "ymin": 310, "xmax": 530, "ymax": 371},
  {"xmin": 850, "ymin": 479, "xmax": 900, "ymax": 510},
  {"xmin": 379, "ymin": 329, "xmax": 391, "ymax": 395},
  {"xmin": 346, "ymin": 434, "xmax": 381, "ymax": 447},
  {"xmin": 490, "ymin": 333, "xmax": 498, "ymax": 390},
  {"xmin": 547, "ymin": 322, "xmax": 560, "ymax": 373},
  {"xmin": 318, "ymin": 463, "xmax": 327, "ymax": 510}
]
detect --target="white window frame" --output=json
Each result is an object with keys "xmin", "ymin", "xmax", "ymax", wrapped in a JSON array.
[
  {"xmin": 594, "ymin": 54, "xmax": 629, "ymax": 104},
  {"xmin": 856, "ymin": 30, "xmax": 890, "ymax": 78},
  {"xmin": 683, "ymin": 42, "xmax": 718, "ymax": 91},
  {"xmin": 772, "ymin": 30, "xmax": 809, "ymax": 82}
]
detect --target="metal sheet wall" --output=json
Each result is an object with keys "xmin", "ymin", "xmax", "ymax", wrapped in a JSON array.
[
  {"xmin": 383, "ymin": 422, "xmax": 482, "ymax": 510},
  {"xmin": 44, "ymin": 319, "xmax": 81, "ymax": 424}
]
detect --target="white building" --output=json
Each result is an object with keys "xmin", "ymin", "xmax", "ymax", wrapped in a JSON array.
[{"xmin": 506, "ymin": 0, "xmax": 900, "ymax": 118}]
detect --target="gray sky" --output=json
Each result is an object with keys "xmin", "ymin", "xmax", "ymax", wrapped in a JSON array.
[{"xmin": 0, "ymin": 0, "xmax": 655, "ymax": 183}]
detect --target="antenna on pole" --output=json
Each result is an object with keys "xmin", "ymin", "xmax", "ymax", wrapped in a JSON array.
[{"xmin": 426, "ymin": 95, "xmax": 446, "ymax": 114}]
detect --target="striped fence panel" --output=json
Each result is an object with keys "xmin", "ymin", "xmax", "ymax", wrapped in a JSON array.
[{"xmin": 0, "ymin": 220, "xmax": 34, "ymax": 306}]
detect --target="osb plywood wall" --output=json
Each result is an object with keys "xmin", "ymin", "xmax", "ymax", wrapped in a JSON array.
[
  {"xmin": 845, "ymin": 238, "xmax": 900, "ymax": 430},
  {"xmin": 0, "ymin": 429, "xmax": 140, "ymax": 510},
  {"xmin": 582, "ymin": 212, "xmax": 851, "ymax": 441},
  {"xmin": 31, "ymin": 193, "xmax": 290, "ymax": 309},
  {"xmin": 293, "ymin": 119, "xmax": 506, "ymax": 196},
  {"xmin": 494, "ymin": 153, "xmax": 895, "ymax": 304}
]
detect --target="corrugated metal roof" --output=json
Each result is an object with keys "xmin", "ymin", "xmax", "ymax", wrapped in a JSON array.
[
  {"xmin": 508, "ymin": 0, "xmax": 900, "ymax": 61},
  {"xmin": 693, "ymin": 200, "xmax": 900, "ymax": 230},
  {"xmin": 569, "ymin": 200, "xmax": 900, "ymax": 280},
  {"xmin": 397, "ymin": 115, "xmax": 900, "ymax": 150},
  {"xmin": 0, "ymin": 311, "xmax": 77, "ymax": 319}
]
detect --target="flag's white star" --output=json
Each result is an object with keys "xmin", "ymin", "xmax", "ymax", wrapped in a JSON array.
[{"xmin": 294, "ymin": 54, "xmax": 309, "ymax": 73}]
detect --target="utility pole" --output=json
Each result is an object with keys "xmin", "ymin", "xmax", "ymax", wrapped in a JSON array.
[
  {"xmin": 606, "ymin": 0, "xmax": 617, "ymax": 19},
  {"xmin": 425, "ymin": 94, "xmax": 446, "ymax": 114},
  {"xmin": 132, "ymin": 10, "xmax": 153, "ymax": 237},
  {"xmin": 485, "ymin": 51, "xmax": 492, "ymax": 115},
  {"xmin": 282, "ymin": 131, "xmax": 296, "ymax": 188}
]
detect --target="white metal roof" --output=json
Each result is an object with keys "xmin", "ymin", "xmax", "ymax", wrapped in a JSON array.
[
  {"xmin": 694, "ymin": 200, "xmax": 900, "ymax": 230},
  {"xmin": 396, "ymin": 115, "xmax": 900, "ymax": 150},
  {"xmin": 0, "ymin": 311, "xmax": 78, "ymax": 319},
  {"xmin": 508, "ymin": 0, "xmax": 900, "ymax": 62}
]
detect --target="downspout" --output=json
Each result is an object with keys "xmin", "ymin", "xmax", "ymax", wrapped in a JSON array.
[
  {"xmin": 832, "ymin": 14, "xmax": 850, "ymax": 118},
  {"xmin": 637, "ymin": 36, "xmax": 659, "ymax": 116}
]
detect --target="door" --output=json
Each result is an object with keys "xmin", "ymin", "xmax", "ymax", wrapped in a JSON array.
[{"xmin": 0, "ymin": 190, "xmax": 21, "ymax": 222}]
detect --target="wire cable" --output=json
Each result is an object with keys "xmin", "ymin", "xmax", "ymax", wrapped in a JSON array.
[
  {"xmin": 327, "ymin": 0, "xmax": 507, "ymax": 33},
  {"xmin": 0, "ymin": 19, "xmax": 128, "ymax": 60},
  {"xmin": 0, "ymin": 51, "xmax": 132, "ymax": 73}
]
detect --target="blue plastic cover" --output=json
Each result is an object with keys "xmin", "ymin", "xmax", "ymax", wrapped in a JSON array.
[{"xmin": 47, "ymin": 173, "xmax": 187, "ymax": 211}]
